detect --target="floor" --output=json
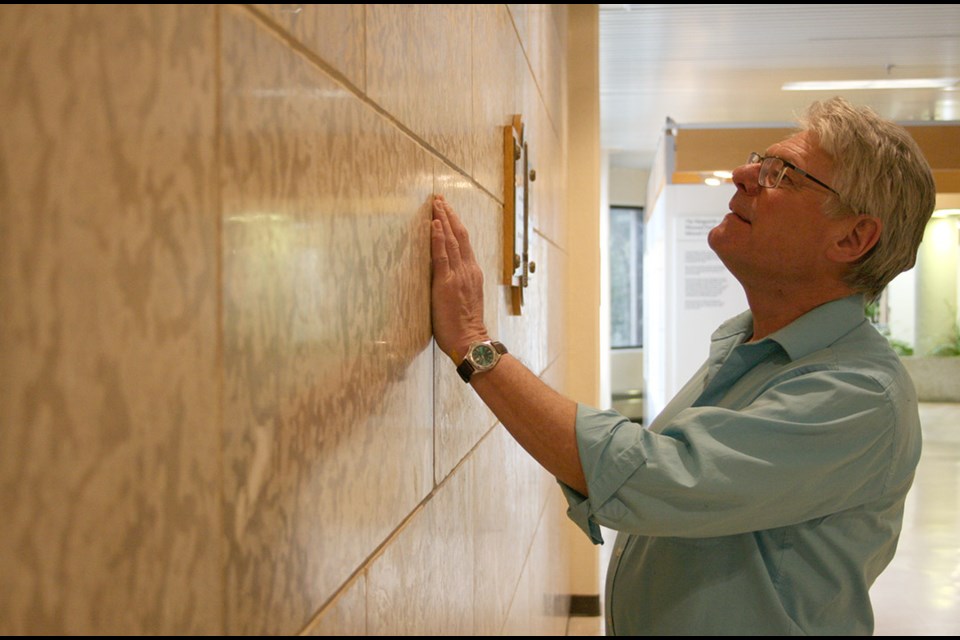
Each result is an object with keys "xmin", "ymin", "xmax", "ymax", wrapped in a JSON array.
[
  {"xmin": 872, "ymin": 402, "xmax": 960, "ymax": 635},
  {"xmin": 565, "ymin": 402, "xmax": 960, "ymax": 636}
]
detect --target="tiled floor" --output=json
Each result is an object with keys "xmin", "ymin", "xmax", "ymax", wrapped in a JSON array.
[
  {"xmin": 566, "ymin": 402, "xmax": 960, "ymax": 636},
  {"xmin": 872, "ymin": 402, "xmax": 960, "ymax": 635}
]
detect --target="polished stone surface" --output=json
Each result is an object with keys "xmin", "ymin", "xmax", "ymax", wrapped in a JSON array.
[
  {"xmin": 220, "ymin": 7, "xmax": 433, "ymax": 633},
  {"xmin": 473, "ymin": 427, "xmax": 546, "ymax": 634},
  {"xmin": 504, "ymin": 488, "xmax": 572, "ymax": 636},
  {"xmin": 0, "ymin": 5, "xmax": 221, "ymax": 635},
  {"xmin": 365, "ymin": 5, "xmax": 473, "ymax": 174},
  {"xmin": 471, "ymin": 4, "xmax": 521, "ymax": 200},
  {"xmin": 0, "ymin": 4, "xmax": 573, "ymax": 635},
  {"xmin": 366, "ymin": 461, "xmax": 475, "ymax": 636},
  {"xmin": 303, "ymin": 574, "xmax": 366, "ymax": 637},
  {"xmin": 253, "ymin": 4, "xmax": 365, "ymax": 91}
]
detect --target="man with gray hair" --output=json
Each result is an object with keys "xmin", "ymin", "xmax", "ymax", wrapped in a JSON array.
[{"xmin": 430, "ymin": 97, "xmax": 936, "ymax": 634}]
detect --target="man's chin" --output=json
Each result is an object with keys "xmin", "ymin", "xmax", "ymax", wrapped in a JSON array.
[
  {"xmin": 706, "ymin": 223, "xmax": 729, "ymax": 253},
  {"xmin": 706, "ymin": 227, "xmax": 740, "ymax": 269}
]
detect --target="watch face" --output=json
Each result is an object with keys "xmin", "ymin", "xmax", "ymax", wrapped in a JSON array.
[{"xmin": 472, "ymin": 344, "xmax": 496, "ymax": 367}]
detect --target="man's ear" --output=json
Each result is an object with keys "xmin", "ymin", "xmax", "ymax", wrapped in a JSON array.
[{"xmin": 827, "ymin": 215, "xmax": 883, "ymax": 264}]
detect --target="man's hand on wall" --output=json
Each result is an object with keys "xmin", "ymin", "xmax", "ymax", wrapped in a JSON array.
[{"xmin": 430, "ymin": 195, "xmax": 490, "ymax": 363}]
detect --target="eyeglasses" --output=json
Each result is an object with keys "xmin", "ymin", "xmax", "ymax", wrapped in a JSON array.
[{"xmin": 747, "ymin": 152, "xmax": 841, "ymax": 198}]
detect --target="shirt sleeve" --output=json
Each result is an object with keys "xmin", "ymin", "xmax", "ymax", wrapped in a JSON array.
[{"xmin": 561, "ymin": 368, "xmax": 917, "ymax": 540}]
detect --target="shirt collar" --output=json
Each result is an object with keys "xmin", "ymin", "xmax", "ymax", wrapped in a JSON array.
[
  {"xmin": 711, "ymin": 295, "xmax": 869, "ymax": 362},
  {"xmin": 765, "ymin": 294, "xmax": 868, "ymax": 360}
]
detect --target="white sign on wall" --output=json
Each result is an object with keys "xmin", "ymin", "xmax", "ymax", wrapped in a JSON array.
[{"xmin": 644, "ymin": 186, "xmax": 748, "ymax": 424}]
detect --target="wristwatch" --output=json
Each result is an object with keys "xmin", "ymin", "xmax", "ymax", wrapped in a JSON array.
[{"xmin": 457, "ymin": 340, "xmax": 508, "ymax": 383}]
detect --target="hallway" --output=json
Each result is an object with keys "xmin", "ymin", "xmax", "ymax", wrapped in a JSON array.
[
  {"xmin": 567, "ymin": 402, "xmax": 960, "ymax": 636},
  {"xmin": 872, "ymin": 402, "xmax": 960, "ymax": 635}
]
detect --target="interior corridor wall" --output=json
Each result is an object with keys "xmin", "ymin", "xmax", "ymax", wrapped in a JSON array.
[{"xmin": 0, "ymin": 5, "xmax": 574, "ymax": 634}]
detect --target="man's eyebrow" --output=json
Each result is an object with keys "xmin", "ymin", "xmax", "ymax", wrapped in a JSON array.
[
  {"xmin": 764, "ymin": 144, "xmax": 787, "ymax": 158},
  {"xmin": 766, "ymin": 148, "xmax": 802, "ymax": 167}
]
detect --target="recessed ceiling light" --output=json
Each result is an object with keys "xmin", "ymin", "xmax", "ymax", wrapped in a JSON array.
[{"xmin": 783, "ymin": 79, "xmax": 958, "ymax": 91}]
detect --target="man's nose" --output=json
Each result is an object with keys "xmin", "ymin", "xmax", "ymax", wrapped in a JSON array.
[{"xmin": 732, "ymin": 162, "xmax": 761, "ymax": 196}]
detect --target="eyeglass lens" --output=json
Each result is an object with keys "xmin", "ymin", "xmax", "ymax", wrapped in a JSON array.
[{"xmin": 748, "ymin": 154, "xmax": 785, "ymax": 189}]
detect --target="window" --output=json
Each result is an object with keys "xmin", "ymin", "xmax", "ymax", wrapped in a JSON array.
[{"xmin": 610, "ymin": 206, "xmax": 644, "ymax": 348}]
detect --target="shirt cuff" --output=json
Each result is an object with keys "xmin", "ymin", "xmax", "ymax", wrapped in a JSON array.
[
  {"xmin": 558, "ymin": 479, "xmax": 605, "ymax": 544},
  {"xmin": 559, "ymin": 404, "xmax": 650, "ymax": 543}
]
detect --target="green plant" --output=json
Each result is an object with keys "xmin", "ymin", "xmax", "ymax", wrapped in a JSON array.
[
  {"xmin": 888, "ymin": 338, "xmax": 914, "ymax": 356},
  {"xmin": 931, "ymin": 322, "xmax": 960, "ymax": 357}
]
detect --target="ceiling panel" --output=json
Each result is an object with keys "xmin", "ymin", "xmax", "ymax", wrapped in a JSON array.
[{"xmin": 599, "ymin": 4, "xmax": 960, "ymax": 168}]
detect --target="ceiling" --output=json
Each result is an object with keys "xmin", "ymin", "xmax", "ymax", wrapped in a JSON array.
[{"xmin": 599, "ymin": 4, "xmax": 960, "ymax": 170}]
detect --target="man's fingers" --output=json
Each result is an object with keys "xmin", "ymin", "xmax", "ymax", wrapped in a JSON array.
[
  {"xmin": 433, "ymin": 197, "xmax": 462, "ymax": 271},
  {"xmin": 443, "ymin": 200, "xmax": 478, "ymax": 265},
  {"xmin": 431, "ymin": 218, "xmax": 450, "ymax": 278}
]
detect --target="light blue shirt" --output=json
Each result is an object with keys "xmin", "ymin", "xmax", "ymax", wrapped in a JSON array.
[{"xmin": 562, "ymin": 295, "xmax": 921, "ymax": 635}]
